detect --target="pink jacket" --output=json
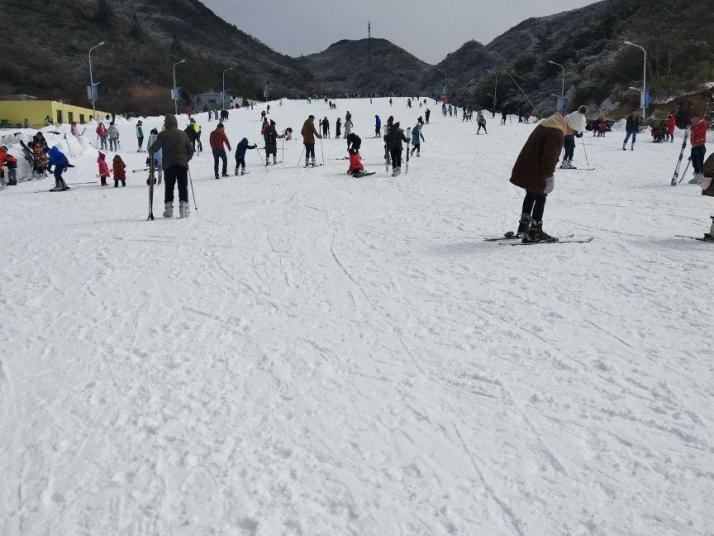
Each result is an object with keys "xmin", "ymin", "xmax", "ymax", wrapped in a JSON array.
[{"xmin": 97, "ymin": 154, "xmax": 112, "ymax": 176}]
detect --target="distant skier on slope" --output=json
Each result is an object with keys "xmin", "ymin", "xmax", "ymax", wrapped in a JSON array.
[
  {"xmin": 48, "ymin": 145, "xmax": 72, "ymax": 192},
  {"xmin": 375, "ymin": 115, "xmax": 382, "ymax": 137},
  {"xmin": 622, "ymin": 110, "xmax": 639, "ymax": 151},
  {"xmin": 335, "ymin": 118, "xmax": 342, "ymax": 138},
  {"xmin": 149, "ymin": 114, "xmax": 194, "ymax": 219},
  {"xmin": 301, "ymin": 115, "xmax": 322, "ymax": 167},
  {"xmin": 385, "ymin": 121, "xmax": 408, "ymax": 177},
  {"xmin": 410, "ymin": 124, "xmax": 424, "ymax": 157},
  {"xmin": 560, "ymin": 106, "xmax": 587, "ymax": 169},
  {"xmin": 477, "ymin": 111, "xmax": 487, "ymax": 134}
]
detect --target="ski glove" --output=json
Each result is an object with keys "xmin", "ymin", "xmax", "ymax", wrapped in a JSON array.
[{"xmin": 545, "ymin": 176, "xmax": 555, "ymax": 194}]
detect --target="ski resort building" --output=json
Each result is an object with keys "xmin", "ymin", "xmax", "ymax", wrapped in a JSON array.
[{"xmin": 0, "ymin": 96, "xmax": 109, "ymax": 129}]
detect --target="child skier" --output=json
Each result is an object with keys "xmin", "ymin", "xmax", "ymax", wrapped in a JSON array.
[
  {"xmin": 48, "ymin": 145, "xmax": 71, "ymax": 191},
  {"xmin": 235, "ymin": 137, "xmax": 257, "ymax": 175},
  {"xmin": 113, "ymin": 155, "xmax": 126, "ymax": 187},
  {"xmin": 0, "ymin": 145, "xmax": 18, "ymax": 185},
  {"xmin": 263, "ymin": 120, "xmax": 283, "ymax": 165},
  {"xmin": 410, "ymin": 124, "xmax": 425, "ymax": 157},
  {"xmin": 477, "ymin": 111, "xmax": 487, "ymax": 134},
  {"xmin": 96, "ymin": 122, "xmax": 108, "ymax": 149},
  {"xmin": 375, "ymin": 115, "xmax": 382, "ymax": 137},
  {"xmin": 97, "ymin": 152, "xmax": 112, "ymax": 186},
  {"xmin": 347, "ymin": 148, "xmax": 366, "ymax": 177},
  {"xmin": 147, "ymin": 128, "xmax": 163, "ymax": 184}
]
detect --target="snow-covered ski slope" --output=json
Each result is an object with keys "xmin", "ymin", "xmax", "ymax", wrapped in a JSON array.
[{"xmin": 1, "ymin": 98, "xmax": 712, "ymax": 536}]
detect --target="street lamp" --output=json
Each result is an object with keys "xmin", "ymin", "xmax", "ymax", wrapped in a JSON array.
[
  {"xmin": 88, "ymin": 41, "xmax": 105, "ymax": 122},
  {"xmin": 624, "ymin": 41, "xmax": 647, "ymax": 121},
  {"xmin": 222, "ymin": 67, "xmax": 235, "ymax": 110},
  {"xmin": 550, "ymin": 93, "xmax": 562, "ymax": 114},
  {"xmin": 172, "ymin": 59, "xmax": 186, "ymax": 115},
  {"xmin": 547, "ymin": 60, "xmax": 565, "ymax": 111},
  {"xmin": 487, "ymin": 69, "xmax": 498, "ymax": 110}
]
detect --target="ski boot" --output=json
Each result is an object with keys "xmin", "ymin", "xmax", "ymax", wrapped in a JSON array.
[
  {"xmin": 235, "ymin": 166, "xmax": 239, "ymax": 176},
  {"xmin": 221, "ymin": 172, "xmax": 229, "ymax": 178},
  {"xmin": 392, "ymin": 167, "xmax": 401, "ymax": 177},
  {"xmin": 215, "ymin": 174, "xmax": 220, "ymax": 180},
  {"xmin": 516, "ymin": 213, "xmax": 531, "ymax": 237},
  {"xmin": 163, "ymin": 202, "xmax": 174, "ymax": 218},
  {"xmin": 630, "ymin": 144, "xmax": 635, "ymax": 151},
  {"xmin": 523, "ymin": 221, "xmax": 557, "ymax": 243},
  {"xmin": 8, "ymin": 169, "xmax": 17, "ymax": 186},
  {"xmin": 273, "ymin": 156, "xmax": 278, "ymax": 165},
  {"xmin": 179, "ymin": 201, "xmax": 190, "ymax": 219},
  {"xmin": 622, "ymin": 143, "xmax": 627, "ymax": 151},
  {"xmin": 690, "ymin": 173, "xmax": 704, "ymax": 185}
]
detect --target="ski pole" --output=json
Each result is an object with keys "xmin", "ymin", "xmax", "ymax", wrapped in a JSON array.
[
  {"xmin": 188, "ymin": 168, "xmax": 198, "ymax": 211},
  {"xmin": 255, "ymin": 147, "xmax": 265, "ymax": 166},
  {"xmin": 319, "ymin": 137, "xmax": 325, "ymax": 166},
  {"xmin": 296, "ymin": 150, "xmax": 303, "ymax": 167},
  {"xmin": 132, "ymin": 167, "xmax": 150, "ymax": 173},
  {"xmin": 580, "ymin": 137, "xmax": 591, "ymax": 169}
]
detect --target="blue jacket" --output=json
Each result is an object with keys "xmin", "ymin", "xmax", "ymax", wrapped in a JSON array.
[
  {"xmin": 375, "ymin": 116, "xmax": 381, "ymax": 129},
  {"xmin": 411, "ymin": 127, "xmax": 424, "ymax": 145},
  {"xmin": 48, "ymin": 146, "xmax": 69, "ymax": 168},
  {"xmin": 235, "ymin": 138, "xmax": 257, "ymax": 159}
]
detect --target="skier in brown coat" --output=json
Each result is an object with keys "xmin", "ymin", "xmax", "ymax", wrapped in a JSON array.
[{"xmin": 301, "ymin": 115, "xmax": 322, "ymax": 167}]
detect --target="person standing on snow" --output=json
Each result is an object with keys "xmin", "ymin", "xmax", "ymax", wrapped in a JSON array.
[
  {"xmin": 509, "ymin": 112, "xmax": 573, "ymax": 242},
  {"xmin": 149, "ymin": 114, "xmax": 194, "ymax": 219},
  {"xmin": 136, "ymin": 120, "xmax": 145, "ymax": 152},
  {"xmin": 384, "ymin": 122, "xmax": 408, "ymax": 177},
  {"xmin": 96, "ymin": 122, "xmax": 108, "ymax": 149},
  {"xmin": 623, "ymin": 110, "xmax": 639, "ymax": 151},
  {"xmin": 263, "ymin": 120, "xmax": 283, "ymax": 165},
  {"xmin": 560, "ymin": 106, "xmax": 587, "ymax": 169},
  {"xmin": 234, "ymin": 137, "xmax": 257, "ymax": 175},
  {"xmin": 97, "ymin": 151, "xmax": 112, "ymax": 186},
  {"xmin": 344, "ymin": 115, "xmax": 353, "ymax": 140},
  {"xmin": 209, "ymin": 123, "xmax": 232, "ymax": 179},
  {"xmin": 0, "ymin": 145, "xmax": 18, "ymax": 186},
  {"xmin": 108, "ymin": 121, "xmax": 120, "ymax": 151},
  {"xmin": 425, "ymin": 109, "xmax": 431, "ymax": 124},
  {"xmin": 321, "ymin": 116, "xmax": 330, "ymax": 138},
  {"xmin": 375, "ymin": 115, "xmax": 382, "ymax": 137},
  {"xmin": 410, "ymin": 124, "xmax": 425, "ymax": 157},
  {"xmin": 477, "ymin": 111, "xmax": 487, "ymax": 134},
  {"xmin": 666, "ymin": 113, "xmax": 677, "ymax": 143},
  {"xmin": 335, "ymin": 117, "xmax": 342, "ymax": 138},
  {"xmin": 301, "ymin": 114, "xmax": 322, "ymax": 167},
  {"xmin": 688, "ymin": 114, "xmax": 708, "ymax": 185},
  {"xmin": 147, "ymin": 128, "xmax": 163, "ymax": 185}
]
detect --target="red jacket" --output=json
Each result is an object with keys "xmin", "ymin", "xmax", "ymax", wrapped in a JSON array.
[
  {"xmin": 348, "ymin": 152, "xmax": 364, "ymax": 173},
  {"xmin": 97, "ymin": 153, "xmax": 111, "ymax": 176},
  {"xmin": 209, "ymin": 129, "xmax": 231, "ymax": 151},
  {"xmin": 113, "ymin": 156, "xmax": 126, "ymax": 180},
  {"xmin": 0, "ymin": 150, "xmax": 17, "ymax": 170},
  {"xmin": 691, "ymin": 120, "xmax": 707, "ymax": 147}
]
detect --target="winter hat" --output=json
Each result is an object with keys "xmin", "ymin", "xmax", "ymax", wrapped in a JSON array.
[{"xmin": 565, "ymin": 110, "xmax": 586, "ymax": 134}]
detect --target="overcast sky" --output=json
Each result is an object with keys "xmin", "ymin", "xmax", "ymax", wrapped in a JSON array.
[{"xmin": 200, "ymin": 0, "xmax": 601, "ymax": 64}]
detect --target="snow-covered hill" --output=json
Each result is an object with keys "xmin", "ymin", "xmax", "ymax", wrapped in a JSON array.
[{"xmin": 1, "ymin": 98, "xmax": 712, "ymax": 535}]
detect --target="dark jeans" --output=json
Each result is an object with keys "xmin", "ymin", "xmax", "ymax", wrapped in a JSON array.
[
  {"xmin": 213, "ymin": 149, "xmax": 227, "ymax": 176},
  {"xmin": 305, "ymin": 143, "xmax": 315, "ymax": 159},
  {"xmin": 624, "ymin": 131, "xmax": 637, "ymax": 145},
  {"xmin": 411, "ymin": 143, "xmax": 421, "ymax": 156},
  {"xmin": 477, "ymin": 124, "xmax": 487, "ymax": 134},
  {"xmin": 692, "ymin": 145, "xmax": 707, "ymax": 174},
  {"xmin": 375, "ymin": 127, "xmax": 381, "ymax": 136},
  {"xmin": 521, "ymin": 191, "xmax": 548, "ymax": 223},
  {"xmin": 137, "ymin": 136, "xmax": 144, "ymax": 149},
  {"xmin": 114, "ymin": 179, "xmax": 126, "ymax": 187},
  {"xmin": 390, "ymin": 148, "xmax": 402, "ymax": 169},
  {"xmin": 564, "ymin": 135, "xmax": 575, "ymax": 160},
  {"xmin": 236, "ymin": 157, "xmax": 246, "ymax": 171},
  {"xmin": 53, "ymin": 166, "xmax": 64, "ymax": 182},
  {"xmin": 164, "ymin": 164, "xmax": 188, "ymax": 203}
]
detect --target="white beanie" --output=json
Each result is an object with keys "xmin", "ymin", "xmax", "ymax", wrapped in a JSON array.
[{"xmin": 565, "ymin": 110, "xmax": 587, "ymax": 134}]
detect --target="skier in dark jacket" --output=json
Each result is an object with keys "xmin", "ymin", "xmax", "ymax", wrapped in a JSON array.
[
  {"xmin": 375, "ymin": 115, "xmax": 382, "ymax": 137},
  {"xmin": 623, "ymin": 110, "xmax": 639, "ymax": 151},
  {"xmin": 425, "ymin": 109, "xmax": 431, "ymax": 124},
  {"xmin": 263, "ymin": 120, "xmax": 283, "ymax": 165},
  {"xmin": 335, "ymin": 118, "xmax": 342, "ymax": 138},
  {"xmin": 384, "ymin": 122, "xmax": 409, "ymax": 177},
  {"xmin": 235, "ymin": 137, "xmax": 257, "ymax": 175},
  {"xmin": 346, "ymin": 132, "xmax": 361, "ymax": 153},
  {"xmin": 150, "ymin": 114, "xmax": 195, "ymax": 218},
  {"xmin": 321, "ymin": 116, "xmax": 330, "ymax": 138}
]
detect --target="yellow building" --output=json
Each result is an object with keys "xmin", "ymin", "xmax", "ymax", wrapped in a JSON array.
[{"xmin": 0, "ymin": 99, "xmax": 110, "ymax": 129}]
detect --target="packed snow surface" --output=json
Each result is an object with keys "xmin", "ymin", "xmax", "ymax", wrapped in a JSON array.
[{"xmin": 1, "ymin": 98, "xmax": 712, "ymax": 536}]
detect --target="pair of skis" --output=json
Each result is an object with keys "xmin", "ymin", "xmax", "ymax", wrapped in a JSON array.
[
  {"xmin": 484, "ymin": 232, "xmax": 593, "ymax": 245},
  {"xmin": 671, "ymin": 127, "xmax": 691, "ymax": 186}
]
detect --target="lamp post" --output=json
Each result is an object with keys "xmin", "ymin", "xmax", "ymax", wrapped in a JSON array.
[
  {"xmin": 550, "ymin": 93, "xmax": 561, "ymax": 114},
  {"xmin": 222, "ymin": 67, "xmax": 235, "ymax": 110},
  {"xmin": 547, "ymin": 60, "xmax": 565, "ymax": 112},
  {"xmin": 172, "ymin": 59, "xmax": 186, "ymax": 115},
  {"xmin": 624, "ymin": 41, "xmax": 647, "ymax": 121},
  {"xmin": 88, "ymin": 41, "xmax": 105, "ymax": 122}
]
